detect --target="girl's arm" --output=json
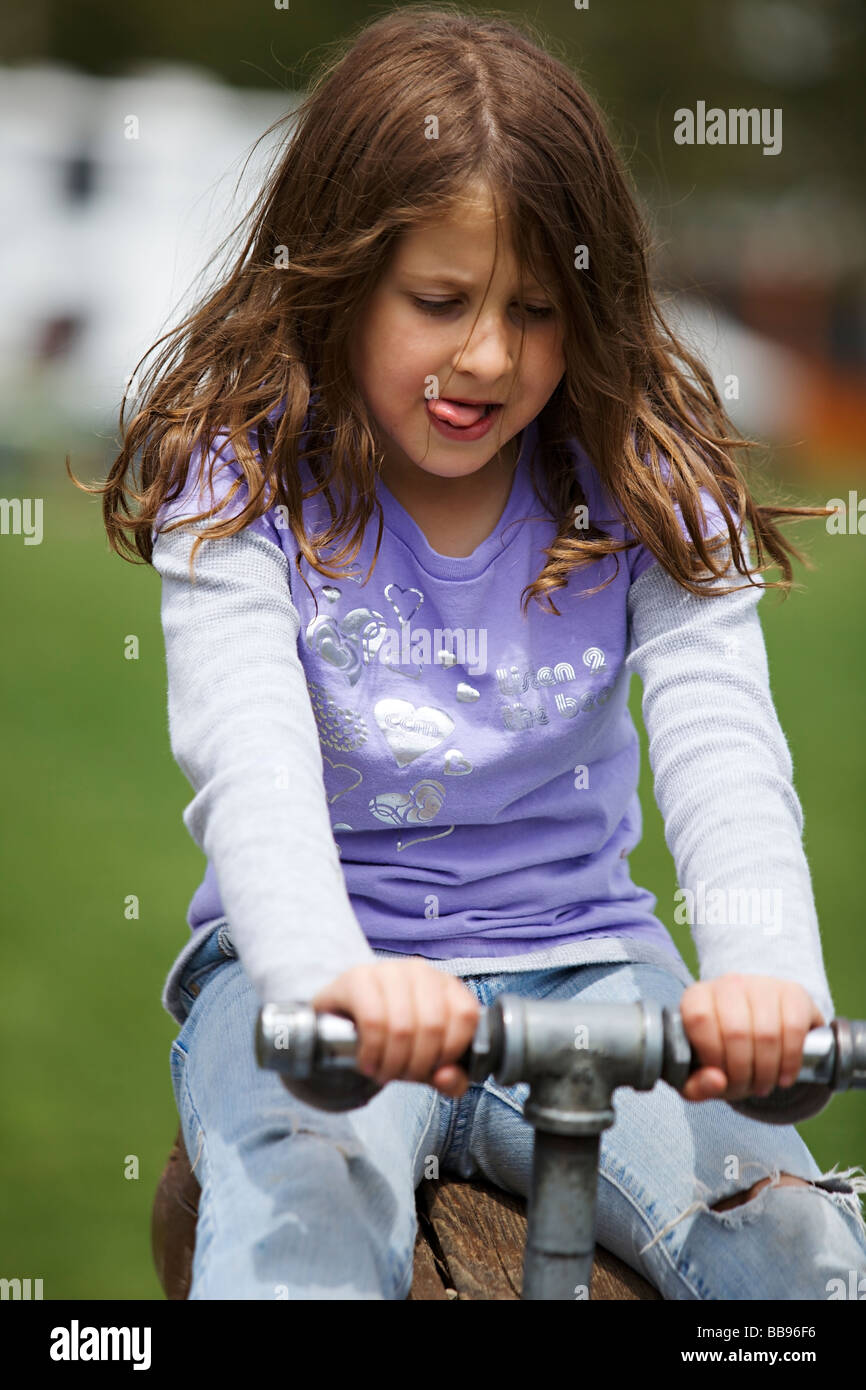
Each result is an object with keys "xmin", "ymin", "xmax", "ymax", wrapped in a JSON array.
[
  {"xmin": 153, "ymin": 519, "xmax": 379, "ymax": 1011},
  {"xmin": 626, "ymin": 538, "xmax": 836, "ymax": 1123}
]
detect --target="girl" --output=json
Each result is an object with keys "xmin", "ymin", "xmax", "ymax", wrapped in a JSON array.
[{"xmin": 80, "ymin": 6, "xmax": 866, "ymax": 1298}]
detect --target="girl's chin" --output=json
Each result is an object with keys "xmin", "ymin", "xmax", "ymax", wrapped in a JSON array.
[{"xmin": 375, "ymin": 416, "xmax": 518, "ymax": 476}]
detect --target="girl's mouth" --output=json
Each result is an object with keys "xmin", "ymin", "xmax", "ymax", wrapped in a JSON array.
[{"xmin": 425, "ymin": 398, "xmax": 502, "ymax": 440}]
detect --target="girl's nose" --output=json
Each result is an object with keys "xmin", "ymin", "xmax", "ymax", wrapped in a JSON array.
[{"xmin": 452, "ymin": 314, "xmax": 516, "ymax": 380}]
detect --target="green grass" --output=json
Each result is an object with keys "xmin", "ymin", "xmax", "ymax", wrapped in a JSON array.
[{"xmin": 1, "ymin": 443, "xmax": 864, "ymax": 1298}]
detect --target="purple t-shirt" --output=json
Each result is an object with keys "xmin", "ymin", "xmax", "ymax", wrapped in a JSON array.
[{"xmin": 157, "ymin": 405, "xmax": 729, "ymax": 963}]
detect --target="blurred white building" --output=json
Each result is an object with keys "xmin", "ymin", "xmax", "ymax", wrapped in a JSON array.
[
  {"xmin": 0, "ymin": 62, "xmax": 819, "ymax": 455},
  {"xmin": 0, "ymin": 63, "xmax": 293, "ymax": 450}
]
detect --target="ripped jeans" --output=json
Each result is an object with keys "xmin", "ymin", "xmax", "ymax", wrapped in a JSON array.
[{"xmin": 170, "ymin": 921, "xmax": 866, "ymax": 1300}]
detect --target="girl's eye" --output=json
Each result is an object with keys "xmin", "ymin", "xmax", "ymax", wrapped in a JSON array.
[
  {"xmin": 410, "ymin": 297, "xmax": 455, "ymax": 316},
  {"xmin": 411, "ymin": 297, "xmax": 554, "ymax": 321}
]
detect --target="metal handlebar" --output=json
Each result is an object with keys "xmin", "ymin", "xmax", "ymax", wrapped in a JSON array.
[
  {"xmin": 254, "ymin": 997, "xmax": 866, "ymax": 1299},
  {"xmin": 256, "ymin": 996, "xmax": 865, "ymax": 1113}
]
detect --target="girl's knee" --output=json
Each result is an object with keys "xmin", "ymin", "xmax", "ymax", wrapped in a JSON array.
[
  {"xmin": 710, "ymin": 1170, "xmax": 810, "ymax": 1212},
  {"xmin": 638, "ymin": 1161, "xmax": 866, "ymax": 1299},
  {"xmin": 712, "ymin": 1166, "xmax": 866, "ymax": 1248},
  {"xmin": 703, "ymin": 1169, "xmax": 866, "ymax": 1299}
]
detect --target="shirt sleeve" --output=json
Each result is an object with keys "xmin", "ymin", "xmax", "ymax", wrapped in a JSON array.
[
  {"xmin": 152, "ymin": 504, "xmax": 379, "ymax": 1010},
  {"xmin": 625, "ymin": 535, "xmax": 837, "ymax": 1124}
]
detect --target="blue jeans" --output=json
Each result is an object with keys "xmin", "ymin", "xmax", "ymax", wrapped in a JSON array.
[{"xmin": 169, "ymin": 921, "xmax": 866, "ymax": 1300}]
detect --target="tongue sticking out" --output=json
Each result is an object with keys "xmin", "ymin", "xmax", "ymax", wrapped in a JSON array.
[{"xmin": 427, "ymin": 398, "xmax": 488, "ymax": 428}]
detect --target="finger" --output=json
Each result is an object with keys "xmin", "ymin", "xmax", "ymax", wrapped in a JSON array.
[
  {"xmin": 403, "ymin": 964, "xmax": 449, "ymax": 1082},
  {"xmin": 341, "ymin": 969, "xmax": 388, "ymax": 1079},
  {"xmin": 438, "ymin": 978, "xmax": 481, "ymax": 1074},
  {"xmin": 375, "ymin": 964, "xmax": 418, "ymax": 1082},
  {"xmin": 310, "ymin": 974, "xmax": 351, "ymax": 1015},
  {"xmin": 748, "ymin": 983, "xmax": 782, "ymax": 1097},
  {"xmin": 431, "ymin": 1063, "xmax": 468, "ymax": 1098},
  {"xmin": 778, "ymin": 984, "xmax": 813, "ymax": 1087},
  {"xmin": 680, "ymin": 982, "xmax": 726, "ymax": 1101},
  {"xmin": 713, "ymin": 975, "xmax": 755, "ymax": 1101},
  {"xmin": 682, "ymin": 1066, "xmax": 729, "ymax": 1102}
]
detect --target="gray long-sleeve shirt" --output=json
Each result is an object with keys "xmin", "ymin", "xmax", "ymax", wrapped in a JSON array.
[{"xmin": 152, "ymin": 421, "xmax": 836, "ymax": 1123}]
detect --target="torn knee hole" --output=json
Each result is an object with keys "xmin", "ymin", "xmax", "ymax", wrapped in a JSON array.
[
  {"xmin": 638, "ymin": 1165, "xmax": 866, "ymax": 1257},
  {"xmin": 711, "ymin": 1172, "xmax": 812, "ymax": 1212}
]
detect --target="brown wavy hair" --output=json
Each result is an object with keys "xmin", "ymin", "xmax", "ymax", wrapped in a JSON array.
[{"xmin": 70, "ymin": 2, "xmax": 833, "ymax": 617}]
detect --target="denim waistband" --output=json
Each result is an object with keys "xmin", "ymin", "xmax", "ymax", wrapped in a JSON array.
[{"xmin": 178, "ymin": 919, "xmax": 238, "ymax": 1008}]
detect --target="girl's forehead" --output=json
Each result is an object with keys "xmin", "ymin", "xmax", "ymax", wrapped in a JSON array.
[{"xmin": 393, "ymin": 211, "xmax": 553, "ymax": 286}]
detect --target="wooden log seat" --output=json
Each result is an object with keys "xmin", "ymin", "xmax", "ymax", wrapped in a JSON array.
[{"xmin": 152, "ymin": 1125, "xmax": 661, "ymax": 1300}]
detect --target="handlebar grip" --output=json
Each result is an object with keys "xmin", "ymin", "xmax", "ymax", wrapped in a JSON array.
[{"xmin": 256, "ymin": 1001, "xmax": 866, "ymax": 1115}]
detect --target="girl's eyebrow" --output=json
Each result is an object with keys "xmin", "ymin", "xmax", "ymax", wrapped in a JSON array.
[{"xmin": 401, "ymin": 270, "xmax": 548, "ymax": 292}]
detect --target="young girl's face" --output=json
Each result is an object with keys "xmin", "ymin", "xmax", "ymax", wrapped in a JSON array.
[{"xmin": 347, "ymin": 182, "xmax": 565, "ymax": 488}]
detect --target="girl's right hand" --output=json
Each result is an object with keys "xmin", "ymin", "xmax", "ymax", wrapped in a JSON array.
[{"xmin": 311, "ymin": 959, "xmax": 482, "ymax": 1098}]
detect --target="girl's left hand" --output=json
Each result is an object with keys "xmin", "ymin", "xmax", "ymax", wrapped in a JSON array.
[{"xmin": 678, "ymin": 973, "xmax": 825, "ymax": 1103}]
